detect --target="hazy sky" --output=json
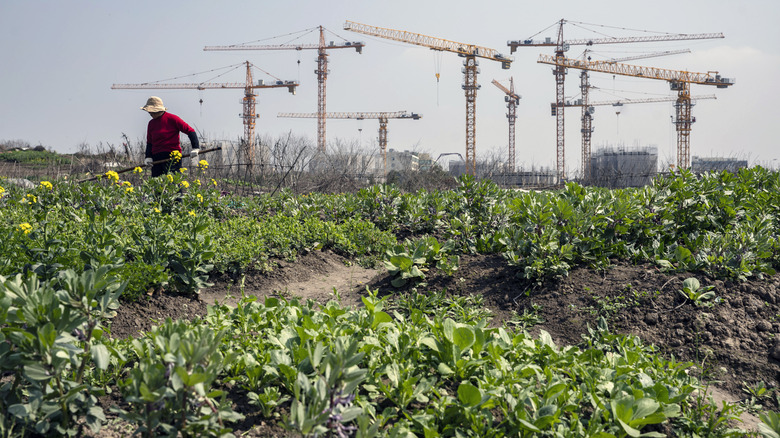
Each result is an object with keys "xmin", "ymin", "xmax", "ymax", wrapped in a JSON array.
[{"xmin": 1, "ymin": 0, "xmax": 777, "ymax": 173}]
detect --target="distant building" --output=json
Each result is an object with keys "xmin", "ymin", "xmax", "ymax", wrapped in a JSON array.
[
  {"xmin": 590, "ymin": 145, "xmax": 658, "ymax": 188},
  {"xmin": 417, "ymin": 153, "xmax": 434, "ymax": 171},
  {"xmin": 691, "ymin": 156, "xmax": 748, "ymax": 174},
  {"xmin": 387, "ymin": 149, "xmax": 419, "ymax": 172}
]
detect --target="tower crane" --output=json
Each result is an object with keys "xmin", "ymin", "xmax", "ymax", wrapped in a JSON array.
[
  {"xmin": 112, "ymin": 61, "xmax": 298, "ymax": 168},
  {"xmin": 538, "ymin": 54, "xmax": 733, "ymax": 169},
  {"xmin": 490, "ymin": 78, "xmax": 521, "ymax": 173},
  {"xmin": 508, "ymin": 19, "xmax": 724, "ymax": 181},
  {"xmin": 568, "ymin": 48, "xmax": 691, "ymax": 181},
  {"xmin": 344, "ymin": 20, "xmax": 512, "ymax": 176},
  {"xmin": 278, "ymin": 111, "xmax": 421, "ymax": 175},
  {"xmin": 204, "ymin": 26, "xmax": 364, "ymax": 153},
  {"xmin": 560, "ymin": 94, "xmax": 716, "ymax": 181}
]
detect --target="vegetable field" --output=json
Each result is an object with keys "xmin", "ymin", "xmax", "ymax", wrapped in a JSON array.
[{"xmin": 2, "ymin": 166, "xmax": 780, "ymax": 437}]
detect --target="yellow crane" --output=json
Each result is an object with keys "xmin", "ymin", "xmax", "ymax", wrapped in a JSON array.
[
  {"xmin": 204, "ymin": 26, "xmax": 364, "ymax": 153},
  {"xmin": 509, "ymin": 19, "xmax": 724, "ymax": 181},
  {"xmin": 490, "ymin": 78, "xmax": 521, "ymax": 173},
  {"xmin": 538, "ymin": 54, "xmax": 733, "ymax": 169},
  {"xmin": 344, "ymin": 20, "xmax": 512, "ymax": 176},
  {"xmin": 112, "ymin": 61, "xmax": 298, "ymax": 168},
  {"xmin": 278, "ymin": 111, "xmax": 421, "ymax": 175}
]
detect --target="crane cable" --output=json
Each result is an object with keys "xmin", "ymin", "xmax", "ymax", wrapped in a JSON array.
[{"xmin": 433, "ymin": 51, "xmax": 443, "ymax": 106}]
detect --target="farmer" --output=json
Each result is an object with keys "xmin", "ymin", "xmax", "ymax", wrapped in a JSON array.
[{"xmin": 141, "ymin": 96, "xmax": 200, "ymax": 177}]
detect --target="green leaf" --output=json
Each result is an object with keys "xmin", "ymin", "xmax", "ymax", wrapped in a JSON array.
[
  {"xmin": 24, "ymin": 364, "xmax": 50, "ymax": 381},
  {"xmin": 682, "ymin": 277, "xmax": 700, "ymax": 292},
  {"xmin": 457, "ymin": 382, "xmax": 482, "ymax": 407},
  {"xmin": 8, "ymin": 403, "xmax": 30, "ymax": 419},
  {"xmin": 92, "ymin": 344, "xmax": 110, "ymax": 370},
  {"xmin": 452, "ymin": 326, "xmax": 475, "ymax": 352},
  {"xmin": 371, "ymin": 311, "xmax": 392, "ymax": 330}
]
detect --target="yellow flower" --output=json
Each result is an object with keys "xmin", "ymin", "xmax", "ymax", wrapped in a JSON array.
[
  {"xmin": 40, "ymin": 181, "xmax": 53, "ymax": 190},
  {"xmin": 24, "ymin": 194, "xmax": 37, "ymax": 204},
  {"xmin": 121, "ymin": 181, "xmax": 132, "ymax": 187},
  {"xmin": 0, "ymin": 186, "xmax": 5, "ymax": 198},
  {"xmin": 180, "ymin": 180, "xmax": 190, "ymax": 189},
  {"xmin": 169, "ymin": 150, "xmax": 183, "ymax": 163},
  {"xmin": 198, "ymin": 159, "xmax": 209, "ymax": 169},
  {"xmin": 180, "ymin": 167, "xmax": 187, "ymax": 174},
  {"xmin": 154, "ymin": 207, "xmax": 161, "ymax": 213},
  {"xmin": 188, "ymin": 210, "xmax": 196, "ymax": 217},
  {"xmin": 105, "ymin": 171, "xmax": 119, "ymax": 183},
  {"xmin": 18, "ymin": 223, "xmax": 32, "ymax": 235},
  {"xmin": 166, "ymin": 174, "xmax": 174, "ymax": 183},
  {"xmin": 125, "ymin": 187, "xmax": 134, "ymax": 193},
  {"xmin": 196, "ymin": 193, "xmax": 203, "ymax": 203},
  {"xmin": 211, "ymin": 178, "xmax": 217, "ymax": 187},
  {"xmin": 133, "ymin": 166, "xmax": 143, "ymax": 174},
  {"xmin": 194, "ymin": 180, "xmax": 202, "ymax": 187}
]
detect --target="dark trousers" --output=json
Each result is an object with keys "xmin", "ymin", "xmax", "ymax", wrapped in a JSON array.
[{"xmin": 151, "ymin": 152, "xmax": 182, "ymax": 177}]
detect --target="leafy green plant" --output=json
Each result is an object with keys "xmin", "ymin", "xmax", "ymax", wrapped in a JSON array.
[
  {"xmin": 759, "ymin": 411, "xmax": 780, "ymax": 438},
  {"xmin": 383, "ymin": 236, "xmax": 459, "ymax": 287},
  {"xmin": 678, "ymin": 278, "xmax": 718, "ymax": 307},
  {"xmin": 0, "ymin": 267, "xmax": 123, "ymax": 436},
  {"xmin": 287, "ymin": 339, "xmax": 367, "ymax": 437},
  {"xmin": 115, "ymin": 319, "xmax": 242, "ymax": 437}
]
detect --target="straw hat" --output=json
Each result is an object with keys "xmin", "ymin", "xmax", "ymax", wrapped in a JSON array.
[{"xmin": 141, "ymin": 96, "xmax": 166, "ymax": 113}]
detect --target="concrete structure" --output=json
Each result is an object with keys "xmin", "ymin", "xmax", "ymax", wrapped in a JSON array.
[
  {"xmin": 387, "ymin": 149, "xmax": 419, "ymax": 172},
  {"xmin": 497, "ymin": 168, "xmax": 558, "ymax": 188},
  {"xmin": 590, "ymin": 145, "xmax": 658, "ymax": 188},
  {"xmin": 691, "ymin": 156, "xmax": 748, "ymax": 174}
]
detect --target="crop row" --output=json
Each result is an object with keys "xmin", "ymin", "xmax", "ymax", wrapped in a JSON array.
[{"xmin": 0, "ymin": 268, "xmax": 763, "ymax": 437}]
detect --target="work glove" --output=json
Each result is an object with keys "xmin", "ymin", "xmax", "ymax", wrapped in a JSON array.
[
  {"xmin": 190, "ymin": 149, "xmax": 199, "ymax": 159},
  {"xmin": 144, "ymin": 157, "xmax": 153, "ymax": 166}
]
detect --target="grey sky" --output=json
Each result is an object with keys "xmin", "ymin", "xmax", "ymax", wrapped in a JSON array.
[{"xmin": 1, "ymin": 0, "xmax": 777, "ymax": 172}]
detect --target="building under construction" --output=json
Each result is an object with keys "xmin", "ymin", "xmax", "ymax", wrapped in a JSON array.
[{"xmin": 589, "ymin": 145, "xmax": 658, "ymax": 188}]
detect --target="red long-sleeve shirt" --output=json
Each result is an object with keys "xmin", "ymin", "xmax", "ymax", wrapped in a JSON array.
[{"xmin": 145, "ymin": 112, "xmax": 196, "ymax": 156}]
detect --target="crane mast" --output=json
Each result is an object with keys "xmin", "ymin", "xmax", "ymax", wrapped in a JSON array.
[
  {"xmin": 539, "ymin": 54, "xmax": 733, "ymax": 169},
  {"xmin": 112, "ymin": 61, "xmax": 298, "ymax": 169},
  {"xmin": 509, "ymin": 19, "xmax": 725, "ymax": 181},
  {"xmin": 278, "ymin": 111, "xmax": 421, "ymax": 175},
  {"xmin": 205, "ymin": 26, "xmax": 364, "ymax": 153},
  {"xmin": 344, "ymin": 20, "xmax": 512, "ymax": 176},
  {"xmin": 491, "ymin": 78, "xmax": 521, "ymax": 173}
]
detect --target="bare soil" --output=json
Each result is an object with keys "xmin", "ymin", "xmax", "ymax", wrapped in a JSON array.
[{"xmin": 102, "ymin": 250, "xmax": 778, "ymax": 436}]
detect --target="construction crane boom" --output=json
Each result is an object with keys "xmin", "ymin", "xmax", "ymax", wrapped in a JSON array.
[
  {"xmin": 344, "ymin": 20, "xmax": 511, "ymax": 66},
  {"xmin": 204, "ymin": 42, "xmax": 363, "ymax": 52},
  {"xmin": 344, "ymin": 20, "xmax": 512, "ymax": 175},
  {"xmin": 278, "ymin": 111, "xmax": 419, "ymax": 120},
  {"xmin": 204, "ymin": 26, "xmax": 364, "ymax": 153},
  {"xmin": 279, "ymin": 111, "xmax": 421, "ymax": 175},
  {"xmin": 509, "ymin": 33, "xmax": 723, "ymax": 51},
  {"xmin": 606, "ymin": 49, "xmax": 691, "ymax": 64},
  {"xmin": 112, "ymin": 61, "xmax": 298, "ymax": 168},
  {"xmin": 562, "ymin": 94, "xmax": 716, "ymax": 107},
  {"xmin": 539, "ymin": 54, "xmax": 734, "ymax": 86},
  {"xmin": 111, "ymin": 81, "xmax": 298, "ymax": 92},
  {"xmin": 491, "ymin": 78, "xmax": 521, "ymax": 173},
  {"xmin": 540, "ymin": 54, "xmax": 733, "ymax": 169}
]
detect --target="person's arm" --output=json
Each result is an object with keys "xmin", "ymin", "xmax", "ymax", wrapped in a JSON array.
[
  {"xmin": 187, "ymin": 131, "xmax": 199, "ymax": 150},
  {"xmin": 144, "ymin": 142, "xmax": 153, "ymax": 165}
]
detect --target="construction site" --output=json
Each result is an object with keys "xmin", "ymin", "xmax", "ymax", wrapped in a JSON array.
[{"xmin": 109, "ymin": 19, "xmax": 737, "ymax": 190}]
